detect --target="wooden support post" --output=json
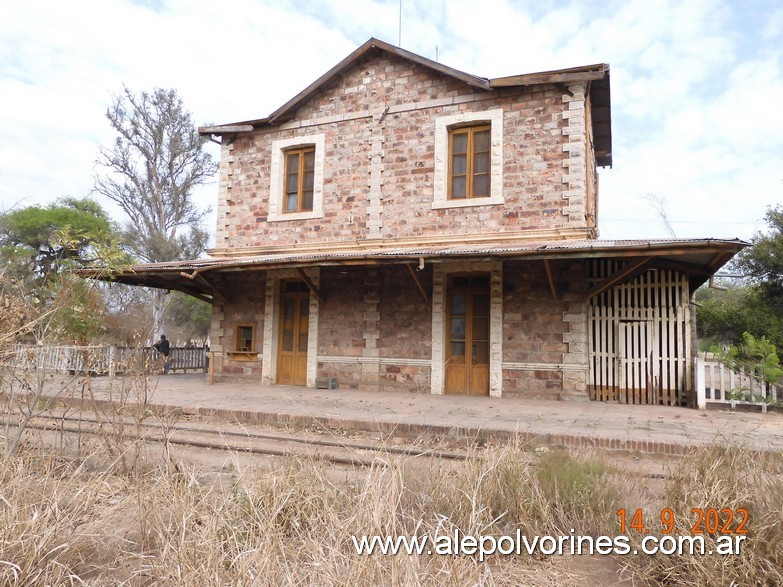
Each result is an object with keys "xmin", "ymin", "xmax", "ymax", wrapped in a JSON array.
[
  {"xmin": 179, "ymin": 270, "xmax": 226, "ymax": 303},
  {"xmin": 695, "ymin": 357, "xmax": 706, "ymax": 410},
  {"xmin": 543, "ymin": 260, "xmax": 557, "ymax": 300},
  {"xmin": 296, "ymin": 267, "xmax": 325, "ymax": 304},
  {"xmin": 406, "ymin": 264, "xmax": 430, "ymax": 303}
]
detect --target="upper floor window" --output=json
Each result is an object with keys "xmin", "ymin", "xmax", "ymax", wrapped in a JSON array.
[
  {"xmin": 269, "ymin": 133, "xmax": 325, "ymax": 222},
  {"xmin": 449, "ymin": 125, "xmax": 490, "ymax": 200},
  {"xmin": 433, "ymin": 109, "xmax": 504, "ymax": 210},
  {"xmin": 284, "ymin": 147, "xmax": 315, "ymax": 213}
]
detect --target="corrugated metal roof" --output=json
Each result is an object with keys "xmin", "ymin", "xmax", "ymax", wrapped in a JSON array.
[
  {"xmin": 112, "ymin": 238, "xmax": 748, "ymax": 273},
  {"xmin": 78, "ymin": 237, "xmax": 747, "ymax": 301}
]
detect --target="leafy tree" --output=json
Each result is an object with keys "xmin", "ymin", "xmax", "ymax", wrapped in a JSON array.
[
  {"xmin": 93, "ymin": 87, "xmax": 218, "ymax": 336},
  {"xmin": 698, "ymin": 205, "xmax": 783, "ymax": 361},
  {"xmin": 0, "ymin": 197, "xmax": 116, "ymax": 279},
  {"xmin": 734, "ymin": 205, "xmax": 783, "ymax": 298},
  {"xmin": 696, "ymin": 284, "xmax": 783, "ymax": 359},
  {"xmin": 0, "ymin": 197, "xmax": 129, "ymax": 343},
  {"xmin": 164, "ymin": 292, "xmax": 211, "ymax": 343},
  {"xmin": 711, "ymin": 333, "xmax": 783, "ymax": 402}
]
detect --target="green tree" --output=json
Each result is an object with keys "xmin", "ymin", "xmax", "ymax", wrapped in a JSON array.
[
  {"xmin": 0, "ymin": 197, "xmax": 116, "ymax": 279},
  {"xmin": 0, "ymin": 197, "xmax": 128, "ymax": 344},
  {"xmin": 93, "ymin": 87, "xmax": 218, "ymax": 336},
  {"xmin": 164, "ymin": 292, "xmax": 211, "ymax": 343},
  {"xmin": 734, "ymin": 205, "xmax": 783, "ymax": 298},
  {"xmin": 696, "ymin": 284, "xmax": 783, "ymax": 354},
  {"xmin": 698, "ymin": 205, "xmax": 783, "ymax": 361},
  {"xmin": 711, "ymin": 332, "xmax": 783, "ymax": 401}
]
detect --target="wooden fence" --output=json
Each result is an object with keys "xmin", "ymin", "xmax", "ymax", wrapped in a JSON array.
[
  {"xmin": 695, "ymin": 356, "xmax": 781, "ymax": 411},
  {"xmin": 588, "ymin": 261, "xmax": 692, "ymax": 406},
  {"xmin": 6, "ymin": 344, "xmax": 207, "ymax": 376}
]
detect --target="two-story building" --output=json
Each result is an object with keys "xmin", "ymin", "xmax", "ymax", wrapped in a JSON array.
[{"xmin": 106, "ymin": 38, "xmax": 745, "ymax": 406}]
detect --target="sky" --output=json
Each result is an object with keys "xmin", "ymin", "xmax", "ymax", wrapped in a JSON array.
[{"xmin": 1, "ymin": 0, "xmax": 781, "ymax": 246}]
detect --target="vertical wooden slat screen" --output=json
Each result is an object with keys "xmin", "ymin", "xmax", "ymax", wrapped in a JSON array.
[{"xmin": 587, "ymin": 261, "xmax": 691, "ymax": 406}]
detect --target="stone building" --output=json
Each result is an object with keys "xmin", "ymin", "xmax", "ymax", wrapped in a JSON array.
[{"xmin": 106, "ymin": 39, "xmax": 745, "ymax": 405}]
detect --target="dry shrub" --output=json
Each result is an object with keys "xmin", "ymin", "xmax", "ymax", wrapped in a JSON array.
[
  {"xmin": 13, "ymin": 434, "xmax": 782, "ymax": 586},
  {"xmin": 136, "ymin": 456, "xmax": 549, "ymax": 586},
  {"xmin": 531, "ymin": 448, "xmax": 619, "ymax": 535},
  {"xmin": 628, "ymin": 444, "xmax": 783, "ymax": 586},
  {"xmin": 0, "ymin": 452, "xmax": 134, "ymax": 586},
  {"xmin": 416, "ymin": 443, "xmax": 620, "ymax": 538}
]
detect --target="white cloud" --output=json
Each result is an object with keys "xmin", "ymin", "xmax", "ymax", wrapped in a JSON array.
[{"xmin": 0, "ymin": 0, "xmax": 780, "ymax": 245}]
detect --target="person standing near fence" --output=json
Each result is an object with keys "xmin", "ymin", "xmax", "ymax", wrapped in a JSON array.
[{"xmin": 153, "ymin": 334, "xmax": 171, "ymax": 374}]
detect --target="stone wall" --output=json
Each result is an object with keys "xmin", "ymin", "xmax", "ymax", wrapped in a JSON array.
[
  {"xmin": 315, "ymin": 265, "xmax": 432, "ymax": 391},
  {"xmin": 377, "ymin": 265, "xmax": 432, "ymax": 391},
  {"xmin": 212, "ymin": 53, "xmax": 591, "ymax": 254},
  {"xmin": 501, "ymin": 260, "xmax": 588, "ymax": 400},
  {"xmin": 208, "ymin": 261, "xmax": 589, "ymax": 396},
  {"xmin": 316, "ymin": 266, "xmax": 367, "ymax": 388},
  {"xmin": 210, "ymin": 271, "xmax": 266, "ymax": 379}
]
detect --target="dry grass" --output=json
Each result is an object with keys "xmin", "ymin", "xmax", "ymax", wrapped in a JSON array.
[
  {"xmin": 626, "ymin": 444, "xmax": 783, "ymax": 586},
  {"xmin": 0, "ymin": 439, "xmax": 618, "ymax": 586},
  {"xmin": 0, "ymin": 426, "xmax": 780, "ymax": 586}
]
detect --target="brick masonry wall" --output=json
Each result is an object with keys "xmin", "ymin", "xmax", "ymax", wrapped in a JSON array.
[
  {"xmin": 378, "ymin": 265, "xmax": 432, "ymax": 359},
  {"xmin": 211, "ymin": 271, "xmax": 266, "ymax": 379},
  {"xmin": 213, "ymin": 53, "xmax": 589, "ymax": 252},
  {"xmin": 378, "ymin": 265, "xmax": 432, "ymax": 391},
  {"xmin": 208, "ymin": 261, "xmax": 589, "ymax": 395},
  {"xmin": 315, "ymin": 265, "xmax": 433, "ymax": 392},
  {"xmin": 501, "ymin": 260, "xmax": 588, "ymax": 399},
  {"xmin": 316, "ymin": 267, "xmax": 366, "ymax": 388}
]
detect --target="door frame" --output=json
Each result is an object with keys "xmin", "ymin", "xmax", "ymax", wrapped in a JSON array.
[
  {"xmin": 276, "ymin": 279, "xmax": 311, "ymax": 385},
  {"xmin": 261, "ymin": 268, "xmax": 320, "ymax": 386},
  {"xmin": 444, "ymin": 273, "xmax": 491, "ymax": 395},
  {"xmin": 431, "ymin": 260, "xmax": 502, "ymax": 397}
]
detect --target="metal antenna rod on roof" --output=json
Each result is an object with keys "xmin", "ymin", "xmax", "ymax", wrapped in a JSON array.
[{"xmin": 398, "ymin": 0, "xmax": 402, "ymax": 46}]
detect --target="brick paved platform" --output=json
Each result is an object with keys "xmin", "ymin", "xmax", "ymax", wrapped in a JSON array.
[{"xmin": 50, "ymin": 373, "xmax": 783, "ymax": 455}]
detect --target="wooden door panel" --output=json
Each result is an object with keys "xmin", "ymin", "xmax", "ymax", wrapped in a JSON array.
[
  {"xmin": 445, "ymin": 363, "xmax": 467, "ymax": 395},
  {"xmin": 445, "ymin": 277, "xmax": 490, "ymax": 396},
  {"xmin": 470, "ymin": 365, "xmax": 489, "ymax": 394},
  {"xmin": 277, "ymin": 282, "xmax": 309, "ymax": 386}
]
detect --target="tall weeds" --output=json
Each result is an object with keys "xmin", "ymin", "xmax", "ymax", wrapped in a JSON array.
[
  {"xmin": 627, "ymin": 445, "xmax": 783, "ymax": 586},
  {"xmin": 0, "ymin": 428, "xmax": 780, "ymax": 586}
]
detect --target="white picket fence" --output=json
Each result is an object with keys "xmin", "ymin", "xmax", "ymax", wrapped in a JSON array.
[
  {"xmin": 6, "ymin": 344, "xmax": 207, "ymax": 376},
  {"xmin": 695, "ymin": 357, "xmax": 781, "ymax": 411}
]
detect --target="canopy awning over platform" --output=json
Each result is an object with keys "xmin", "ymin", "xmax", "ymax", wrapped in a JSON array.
[{"xmin": 81, "ymin": 238, "xmax": 747, "ymax": 304}]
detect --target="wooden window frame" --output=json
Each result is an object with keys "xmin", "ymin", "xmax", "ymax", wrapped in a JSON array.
[
  {"xmin": 268, "ymin": 133, "xmax": 325, "ymax": 222},
  {"xmin": 448, "ymin": 125, "xmax": 491, "ymax": 200},
  {"xmin": 283, "ymin": 146, "xmax": 315, "ymax": 214},
  {"xmin": 234, "ymin": 322, "xmax": 256, "ymax": 353},
  {"xmin": 432, "ymin": 109, "xmax": 504, "ymax": 210}
]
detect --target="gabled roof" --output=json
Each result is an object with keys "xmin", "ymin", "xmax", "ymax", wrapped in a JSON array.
[{"xmin": 199, "ymin": 38, "xmax": 613, "ymax": 166}]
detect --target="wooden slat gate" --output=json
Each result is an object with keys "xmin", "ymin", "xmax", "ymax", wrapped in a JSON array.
[{"xmin": 588, "ymin": 261, "xmax": 692, "ymax": 406}]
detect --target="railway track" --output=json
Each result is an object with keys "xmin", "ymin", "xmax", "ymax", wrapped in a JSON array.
[
  {"xmin": 4, "ymin": 411, "xmax": 470, "ymax": 468},
  {"xmin": 4, "ymin": 411, "xmax": 674, "ymax": 483}
]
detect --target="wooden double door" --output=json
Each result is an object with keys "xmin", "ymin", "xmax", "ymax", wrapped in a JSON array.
[
  {"xmin": 445, "ymin": 274, "xmax": 490, "ymax": 395},
  {"xmin": 277, "ymin": 281, "xmax": 310, "ymax": 386}
]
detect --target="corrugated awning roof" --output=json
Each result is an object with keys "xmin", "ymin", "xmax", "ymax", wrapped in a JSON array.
[{"xmin": 81, "ymin": 238, "xmax": 747, "ymax": 303}]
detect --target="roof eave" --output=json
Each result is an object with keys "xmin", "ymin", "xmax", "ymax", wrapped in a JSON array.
[
  {"xmin": 488, "ymin": 63, "xmax": 608, "ymax": 88},
  {"xmin": 198, "ymin": 41, "xmax": 616, "ymax": 137},
  {"xmin": 266, "ymin": 38, "xmax": 491, "ymax": 125},
  {"xmin": 80, "ymin": 239, "xmax": 748, "ymax": 300}
]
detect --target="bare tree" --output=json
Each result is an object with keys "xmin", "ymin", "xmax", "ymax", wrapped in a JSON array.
[
  {"xmin": 94, "ymin": 87, "xmax": 217, "ymax": 336},
  {"xmin": 643, "ymin": 193, "xmax": 677, "ymax": 238}
]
